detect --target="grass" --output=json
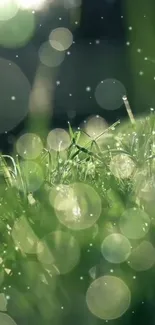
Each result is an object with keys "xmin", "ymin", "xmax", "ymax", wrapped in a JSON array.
[{"xmin": 1, "ymin": 109, "xmax": 155, "ymax": 324}]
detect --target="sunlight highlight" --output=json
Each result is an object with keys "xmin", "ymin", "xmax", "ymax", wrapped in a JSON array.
[{"xmin": 18, "ymin": 0, "xmax": 46, "ymax": 10}]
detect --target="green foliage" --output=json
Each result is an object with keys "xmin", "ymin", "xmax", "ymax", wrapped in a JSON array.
[{"xmin": 1, "ymin": 112, "xmax": 155, "ymax": 324}]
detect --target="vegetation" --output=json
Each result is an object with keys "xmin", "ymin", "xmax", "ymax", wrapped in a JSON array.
[{"xmin": 1, "ymin": 109, "xmax": 155, "ymax": 324}]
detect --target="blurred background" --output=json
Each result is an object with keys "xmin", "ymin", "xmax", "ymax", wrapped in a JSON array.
[
  {"xmin": 1, "ymin": 0, "xmax": 155, "ymax": 153},
  {"xmin": 1, "ymin": 2, "xmax": 155, "ymax": 325}
]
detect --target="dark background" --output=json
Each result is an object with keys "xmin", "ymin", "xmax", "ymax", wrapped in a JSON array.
[{"xmin": 1, "ymin": 0, "xmax": 155, "ymax": 153}]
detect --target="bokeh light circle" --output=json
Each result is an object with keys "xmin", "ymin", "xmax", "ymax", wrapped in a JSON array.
[
  {"xmin": 119, "ymin": 208, "xmax": 150, "ymax": 240},
  {"xmin": 49, "ymin": 27, "xmax": 73, "ymax": 51},
  {"xmin": 101, "ymin": 233, "xmax": 131, "ymax": 263},
  {"xmin": 110, "ymin": 154, "xmax": 135, "ymax": 179},
  {"xmin": 83, "ymin": 115, "xmax": 108, "ymax": 140},
  {"xmin": 95, "ymin": 79, "xmax": 126, "ymax": 110},
  {"xmin": 12, "ymin": 216, "xmax": 39, "ymax": 254},
  {"xmin": 47, "ymin": 128, "xmax": 71, "ymax": 151},
  {"xmin": 54, "ymin": 182, "xmax": 102, "ymax": 230},
  {"xmin": 0, "ymin": 312, "xmax": 17, "ymax": 325},
  {"xmin": 16, "ymin": 133, "xmax": 43, "ymax": 159},
  {"xmin": 39, "ymin": 41, "xmax": 65, "ymax": 67},
  {"xmin": 0, "ymin": 0, "xmax": 19, "ymax": 21},
  {"xmin": 0, "ymin": 9, "xmax": 35, "ymax": 48},
  {"xmin": 14, "ymin": 161, "xmax": 44, "ymax": 192},
  {"xmin": 37, "ymin": 230, "xmax": 80, "ymax": 274},
  {"xmin": 134, "ymin": 170, "xmax": 155, "ymax": 202},
  {"xmin": 128, "ymin": 241, "xmax": 155, "ymax": 271},
  {"xmin": 86, "ymin": 276, "xmax": 131, "ymax": 320},
  {"xmin": 0, "ymin": 58, "xmax": 30, "ymax": 134}
]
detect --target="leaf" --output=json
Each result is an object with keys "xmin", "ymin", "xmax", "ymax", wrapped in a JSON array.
[{"xmin": 68, "ymin": 121, "xmax": 74, "ymax": 140}]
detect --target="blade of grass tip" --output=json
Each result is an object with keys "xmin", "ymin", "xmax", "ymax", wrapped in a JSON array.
[
  {"xmin": 74, "ymin": 129, "xmax": 81, "ymax": 144},
  {"xmin": 122, "ymin": 95, "xmax": 136, "ymax": 125},
  {"xmin": 94, "ymin": 120, "xmax": 120, "ymax": 142},
  {"xmin": 2, "ymin": 155, "xmax": 17, "ymax": 177},
  {"xmin": 15, "ymin": 155, "xmax": 27, "ymax": 197},
  {"xmin": 68, "ymin": 121, "xmax": 74, "ymax": 140},
  {"xmin": 0, "ymin": 155, "xmax": 13, "ymax": 187},
  {"xmin": 78, "ymin": 120, "xmax": 121, "ymax": 153}
]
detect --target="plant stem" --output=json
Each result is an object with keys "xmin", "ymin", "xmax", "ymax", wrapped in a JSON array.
[{"xmin": 123, "ymin": 95, "xmax": 136, "ymax": 125}]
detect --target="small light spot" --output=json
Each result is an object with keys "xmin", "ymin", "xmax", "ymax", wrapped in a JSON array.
[
  {"xmin": 86, "ymin": 86, "xmax": 91, "ymax": 92},
  {"xmin": 11, "ymin": 96, "xmax": 16, "ymax": 101},
  {"xmin": 80, "ymin": 276, "xmax": 84, "ymax": 280}
]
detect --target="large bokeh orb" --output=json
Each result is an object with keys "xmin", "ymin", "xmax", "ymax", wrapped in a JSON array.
[
  {"xmin": 119, "ymin": 208, "xmax": 150, "ymax": 240},
  {"xmin": 95, "ymin": 79, "xmax": 126, "ymax": 111},
  {"xmin": 128, "ymin": 241, "xmax": 155, "ymax": 271},
  {"xmin": 86, "ymin": 276, "xmax": 131, "ymax": 320},
  {"xmin": 54, "ymin": 182, "xmax": 102, "ymax": 230},
  {"xmin": 101, "ymin": 233, "xmax": 131, "ymax": 263},
  {"xmin": 0, "ymin": 313, "xmax": 17, "ymax": 325}
]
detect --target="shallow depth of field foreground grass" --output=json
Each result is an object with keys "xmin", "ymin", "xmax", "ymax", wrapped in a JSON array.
[{"xmin": 1, "ymin": 111, "xmax": 155, "ymax": 325}]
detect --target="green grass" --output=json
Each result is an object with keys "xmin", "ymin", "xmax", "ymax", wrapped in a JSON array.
[{"xmin": 1, "ymin": 111, "xmax": 155, "ymax": 324}]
